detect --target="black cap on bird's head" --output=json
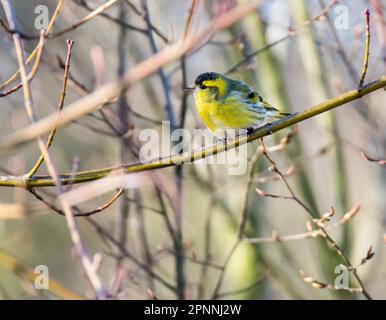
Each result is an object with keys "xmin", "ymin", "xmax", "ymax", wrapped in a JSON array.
[
  {"xmin": 194, "ymin": 72, "xmax": 220, "ymax": 86},
  {"xmin": 184, "ymin": 72, "xmax": 220, "ymax": 92}
]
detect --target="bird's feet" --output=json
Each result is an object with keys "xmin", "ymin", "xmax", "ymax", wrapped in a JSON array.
[
  {"xmin": 248, "ymin": 123, "xmax": 273, "ymax": 134},
  {"xmin": 247, "ymin": 127, "xmax": 255, "ymax": 135}
]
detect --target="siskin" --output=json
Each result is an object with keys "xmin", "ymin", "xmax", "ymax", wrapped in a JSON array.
[{"xmin": 185, "ymin": 72, "xmax": 290, "ymax": 134}]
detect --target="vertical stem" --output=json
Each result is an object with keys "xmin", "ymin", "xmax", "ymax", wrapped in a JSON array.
[
  {"xmin": 115, "ymin": 2, "xmax": 130, "ymax": 266},
  {"xmin": 141, "ymin": 0, "xmax": 176, "ymax": 130},
  {"xmin": 174, "ymin": 164, "xmax": 185, "ymax": 299},
  {"xmin": 141, "ymin": 0, "xmax": 186, "ymax": 298},
  {"xmin": 134, "ymin": 190, "xmax": 155, "ymax": 292},
  {"xmin": 358, "ymin": 9, "xmax": 371, "ymax": 88}
]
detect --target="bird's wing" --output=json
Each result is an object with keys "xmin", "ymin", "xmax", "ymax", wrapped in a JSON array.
[
  {"xmin": 243, "ymin": 88, "xmax": 280, "ymax": 113},
  {"xmin": 226, "ymin": 78, "xmax": 284, "ymax": 115},
  {"xmin": 227, "ymin": 80, "xmax": 256, "ymax": 102},
  {"xmin": 229, "ymin": 79, "xmax": 275, "ymax": 107}
]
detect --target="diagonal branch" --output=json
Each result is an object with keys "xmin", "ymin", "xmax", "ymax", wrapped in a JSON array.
[
  {"xmin": 0, "ymin": 0, "xmax": 64, "ymax": 91},
  {"xmin": 0, "ymin": 75, "xmax": 385, "ymax": 188}
]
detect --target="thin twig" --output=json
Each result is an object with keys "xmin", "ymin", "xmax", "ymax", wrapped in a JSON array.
[
  {"xmin": 71, "ymin": 0, "xmax": 147, "ymax": 35},
  {"xmin": 318, "ymin": 0, "xmax": 358, "ymax": 83},
  {"xmin": 134, "ymin": 190, "xmax": 156, "ymax": 292},
  {"xmin": 360, "ymin": 150, "xmax": 386, "ymax": 165},
  {"xmin": 123, "ymin": 0, "xmax": 169, "ymax": 42},
  {"xmin": 0, "ymin": 17, "xmax": 36, "ymax": 40},
  {"xmin": 27, "ymin": 40, "xmax": 74, "ymax": 178},
  {"xmin": 29, "ymin": 188, "xmax": 124, "ymax": 217},
  {"xmin": 358, "ymin": 9, "xmax": 371, "ymax": 88},
  {"xmin": 225, "ymin": 0, "xmax": 338, "ymax": 74},
  {"xmin": 259, "ymin": 139, "xmax": 373, "ymax": 300},
  {"xmin": 141, "ymin": 0, "xmax": 176, "ymax": 130},
  {"xmin": 0, "ymin": 0, "xmax": 64, "ymax": 91},
  {"xmin": 50, "ymin": 0, "xmax": 120, "ymax": 39},
  {"xmin": 243, "ymin": 204, "xmax": 360, "ymax": 244},
  {"xmin": 27, "ymin": 189, "xmax": 176, "ymax": 293},
  {"xmin": 85, "ymin": 218, "xmax": 176, "ymax": 293},
  {"xmin": 179, "ymin": 0, "xmax": 200, "ymax": 129}
]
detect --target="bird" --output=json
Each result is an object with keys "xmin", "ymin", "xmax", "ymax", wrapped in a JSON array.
[{"xmin": 185, "ymin": 72, "xmax": 290, "ymax": 135}]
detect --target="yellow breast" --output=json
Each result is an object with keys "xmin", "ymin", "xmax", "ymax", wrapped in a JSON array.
[{"xmin": 195, "ymin": 91, "xmax": 261, "ymax": 132}]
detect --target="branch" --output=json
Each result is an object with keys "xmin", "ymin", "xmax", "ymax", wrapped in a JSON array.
[
  {"xmin": 72, "ymin": 0, "xmax": 148, "ymax": 36},
  {"xmin": 0, "ymin": 0, "xmax": 64, "ymax": 91},
  {"xmin": 258, "ymin": 139, "xmax": 373, "ymax": 300},
  {"xmin": 0, "ymin": 75, "xmax": 385, "ymax": 187},
  {"xmin": 360, "ymin": 150, "xmax": 386, "ymax": 165},
  {"xmin": 243, "ymin": 204, "xmax": 361, "ymax": 244},
  {"xmin": 27, "ymin": 40, "xmax": 74, "ymax": 177},
  {"xmin": 29, "ymin": 188, "xmax": 124, "ymax": 217},
  {"xmin": 49, "ymin": 0, "xmax": 121, "ymax": 39},
  {"xmin": 141, "ymin": 0, "xmax": 176, "ymax": 130}
]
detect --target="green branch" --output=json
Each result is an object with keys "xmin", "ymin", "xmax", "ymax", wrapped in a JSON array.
[{"xmin": 1, "ymin": 75, "xmax": 385, "ymax": 188}]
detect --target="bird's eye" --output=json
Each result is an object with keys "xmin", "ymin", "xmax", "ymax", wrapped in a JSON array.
[{"xmin": 199, "ymin": 84, "xmax": 207, "ymax": 89}]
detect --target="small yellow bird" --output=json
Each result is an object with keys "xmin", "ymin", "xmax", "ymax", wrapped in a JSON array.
[{"xmin": 186, "ymin": 72, "xmax": 290, "ymax": 134}]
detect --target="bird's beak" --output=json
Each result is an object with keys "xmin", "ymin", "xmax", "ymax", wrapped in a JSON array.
[{"xmin": 184, "ymin": 86, "xmax": 195, "ymax": 92}]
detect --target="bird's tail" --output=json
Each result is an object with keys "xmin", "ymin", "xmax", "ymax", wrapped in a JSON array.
[
  {"xmin": 274, "ymin": 111, "xmax": 291, "ymax": 119},
  {"xmin": 262, "ymin": 102, "xmax": 291, "ymax": 120},
  {"xmin": 267, "ymin": 108, "xmax": 291, "ymax": 120}
]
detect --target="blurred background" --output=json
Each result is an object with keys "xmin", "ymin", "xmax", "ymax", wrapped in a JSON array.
[{"xmin": 0, "ymin": 0, "xmax": 385, "ymax": 299}]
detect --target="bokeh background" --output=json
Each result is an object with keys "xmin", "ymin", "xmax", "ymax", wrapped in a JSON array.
[{"xmin": 0, "ymin": 0, "xmax": 385, "ymax": 299}]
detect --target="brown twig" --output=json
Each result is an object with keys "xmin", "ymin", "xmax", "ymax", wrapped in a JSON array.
[
  {"xmin": 71, "ymin": 0, "xmax": 148, "ymax": 35},
  {"xmin": 29, "ymin": 188, "xmax": 176, "ymax": 295},
  {"xmin": 27, "ymin": 40, "xmax": 75, "ymax": 178},
  {"xmin": 141, "ymin": 0, "xmax": 176, "ymax": 130},
  {"xmin": 123, "ymin": 0, "xmax": 169, "ymax": 42},
  {"xmin": 50, "ymin": 0, "xmax": 120, "ymax": 39},
  {"xmin": 0, "ymin": 0, "xmax": 64, "ymax": 91},
  {"xmin": 29, "ymin": 188, "xmax": 124, "ymax": 217},
  {"xmin": 360, "ymin": 150, "xmax": 386, "ymax": 165},
  {"xmin": 243, "ymin": 204, "xmax": 361, "ymax": 244},
  {"xmin": 0, "ymin": 17, "xmax": 36, "ymax": 40},
  {"xmin": 85, "ymin": 218, "xmax": 176, "ymax": 293},
  {"xmin": 258, "ymin": 139, "xmax": 373, "ymax": 300}
]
